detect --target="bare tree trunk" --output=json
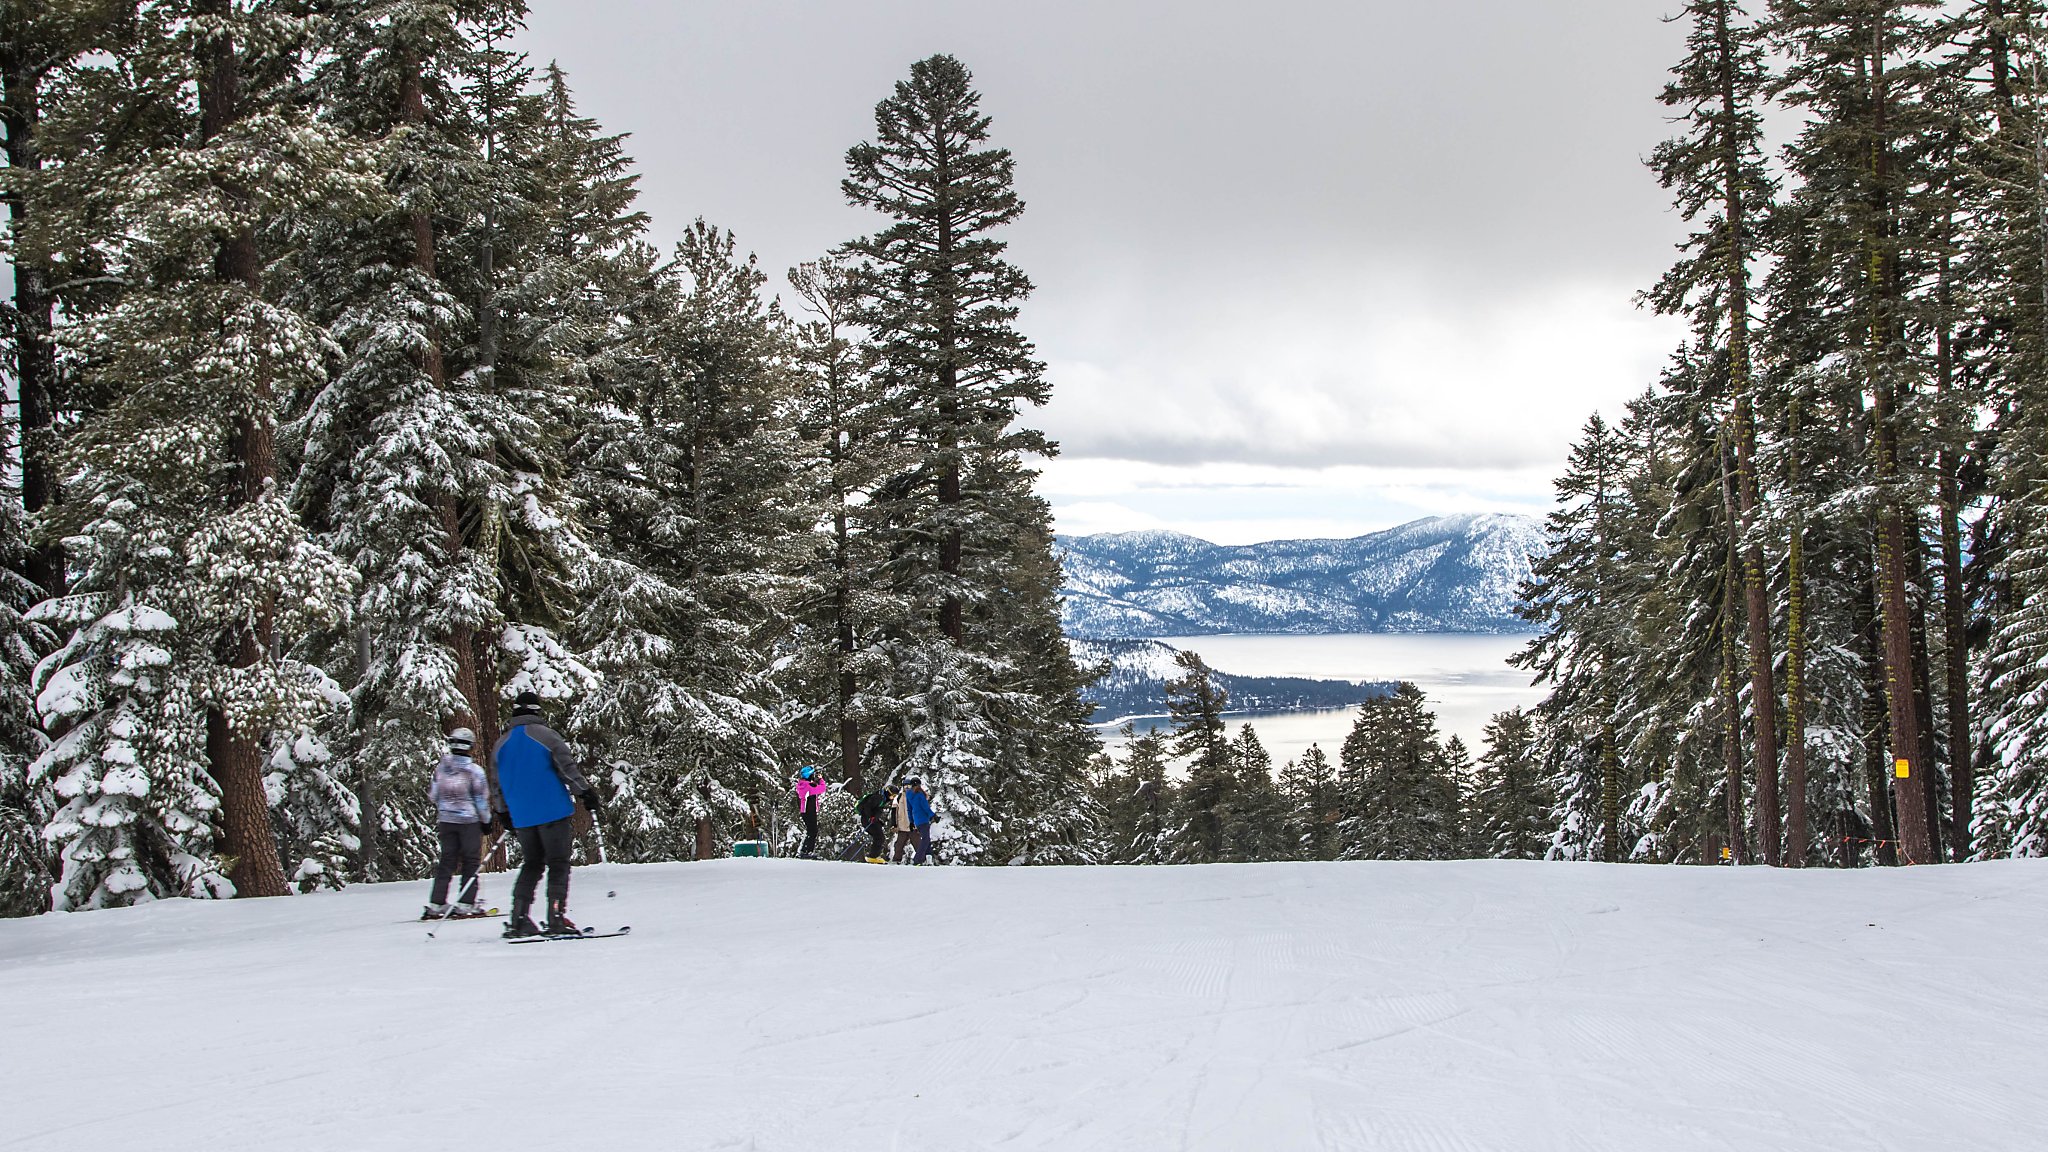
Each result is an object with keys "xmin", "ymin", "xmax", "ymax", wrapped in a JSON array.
[
  {"xmin": 196, "ymin": 6, "xmax": 288, "ymax": 899},
  {"xmin": 1713, "ymin": 0, "xmax": 1781, "ymax": 864}
]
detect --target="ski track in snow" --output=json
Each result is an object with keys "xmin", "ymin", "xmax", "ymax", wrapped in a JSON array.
[{"xmin": 3, "ymin": 859, "xmax": 2046, "ymax": 1151}]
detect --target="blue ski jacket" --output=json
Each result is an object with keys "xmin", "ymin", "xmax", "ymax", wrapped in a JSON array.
[
  {"xmin": 906, "ymin": 788, "xmax": 934, "ymax": 828},
  {"xmin": 493, "ymin": 714, "xmax": 589, "ymax": 829}
]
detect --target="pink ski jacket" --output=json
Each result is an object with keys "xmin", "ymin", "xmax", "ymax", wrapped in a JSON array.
[{"xmin": 795, "ymin": 776, "xmax": 829, "ymax": 814}]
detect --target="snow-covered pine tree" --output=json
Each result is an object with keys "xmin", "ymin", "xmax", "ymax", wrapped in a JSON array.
[
  {"xmin": 1517, "ymin": 414, "xmax": 1639, "ymax": 861},
  {"xmin": 784, "ymin": 255, "xmax": 900, "ymax": 799},
  {"xmin": 977, "ymin": 486, "xmax": 1101, "ymax": 864},
  {"xmin": 452, "ymin": 47, "xmax": 609, "ymax": 760},
  {"xmin": 28, "ymin": 1, "xmax": 363, "ymax": 906},
  {"xmin": 1335, "ymin": 684, "xmax": 1462, "ymax": 860},
  {"xmin": 1279, "ymin": 742, "xmax": 1339, "ymax": 860},
  {"xmin": 570, "ymin": 220, "xmax": 811, "ymax": 862},
  {"xmin": 1471, "ymin": 708, "xmax": 1548, "ymax": 859},
  {"xmin": 1221, "ymin": 722, "xmax": 1292, "ymax": 862},
  {"xmin": 1968, "ymin": 2, "xmax": 2048, "ymax": 859},
  {"xmin": 1648, "ymin": 0, "xmax": 1786, "ymax": 863},
  {"xmin": 1090, "ymin": 722, "xmax": 1172, "ymax": 864},
  {"xmin": 1771, "ymin": 0, "xmax": 1945, "ymax": 864},
  {"xmin": 1162, "ymin": 649, "xmax": 1233, "ymax": 863},
  {"xmin": 839, "ymin": 54, "xmax": 1099, "ymax": 860},
  {"xmin": 292, "ymin": 0, "xmax": 513, "ymax": 879},
  {"xmin": 0, "ymin": 0, "xmax": 119, "ymax": 914},
  {"xmin": 0, "ymin": 499, "xmax": 52, "ymax": 915}
]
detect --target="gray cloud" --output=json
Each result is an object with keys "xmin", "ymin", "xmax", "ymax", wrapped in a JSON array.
[{"xmin": 522, "ymin": 0, "xmax": 1692, "ymax": 473}]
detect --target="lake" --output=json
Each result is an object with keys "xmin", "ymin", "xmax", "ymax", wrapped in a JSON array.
[{"xmin": 1100, "ymin": 633, "xmax": 1544, "ymax": 768}]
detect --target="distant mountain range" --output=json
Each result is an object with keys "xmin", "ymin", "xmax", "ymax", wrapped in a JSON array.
[
  {"xmin": 1058, "ymin": 513, "xmax": 1544, "ymax": 638},
  {"xmin": 1072, "ymin": 639, "xmax": 1392, "ymax": 726}
]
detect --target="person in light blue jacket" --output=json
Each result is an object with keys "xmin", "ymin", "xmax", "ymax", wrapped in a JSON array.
[
  {"xmin": 491, "ymin": 691, "xmax": 597, "ymax": 937},
  {"xmin": 423, "ymin": 727, "xmax": 490, "ymax": 920}
]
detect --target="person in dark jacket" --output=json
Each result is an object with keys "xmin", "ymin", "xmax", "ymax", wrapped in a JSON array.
[
  {"xmin": 491, "ymin": 691, "xmax": 598, "ymax": 937},
  {"xmin": 857, "ymin": 784, "xmax": 895, "ymax": 864}
]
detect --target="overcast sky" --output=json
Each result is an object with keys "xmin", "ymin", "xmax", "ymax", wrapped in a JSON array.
[{"xmin": 522, "ymin": 0, "xmax": 1692, "ymax": 544}]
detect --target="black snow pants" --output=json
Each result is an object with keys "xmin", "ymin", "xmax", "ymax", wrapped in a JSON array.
[
  {"xmin": 800, "ymin": 807, "xmax": 819, "ymax": 857},
  {"xmin": 512, "ymin": 817, "xmax": 574, "ymax": 921},
  {"xmin": 864, "ymin": 819, "xmax": 885, "ymax": 860},
  {"xmin": 429, "ymin": 821, "xmax": 482, "ymax": 905}
]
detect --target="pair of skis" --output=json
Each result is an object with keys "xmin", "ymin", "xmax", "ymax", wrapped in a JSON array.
[{"xmin": 505, "ymin": 925, "xmax": 631, "ymax": 944}]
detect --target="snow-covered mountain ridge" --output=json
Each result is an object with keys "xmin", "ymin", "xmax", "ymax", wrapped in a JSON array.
[{"xmin": 1059, "ymin": 512, "xmax": 1546, "ymax": 637}]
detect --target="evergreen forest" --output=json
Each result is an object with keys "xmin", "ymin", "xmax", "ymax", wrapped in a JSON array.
[
  {"xmin": 0, "ymin": 1, "xmax": 1098, "ymax": 914},
  {"xmin": 8, "ymin": 0, "xmax": 2048, "ymax": 917}
]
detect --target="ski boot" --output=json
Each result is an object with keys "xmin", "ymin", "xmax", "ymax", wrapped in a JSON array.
[
  {"xmin": 542, "ymin": 901, "xmax": 579, "ymax": 937},
  {"xmin": 502, "ymin": 914, "xmax": 542, "ymax": 939},
  {"xmin": 421, "ymin": 903, "xmax": 450, "ymax": 921},
  {"xmin": 450, "ymin": 903, "xmax": 490, "ymax": 920}
]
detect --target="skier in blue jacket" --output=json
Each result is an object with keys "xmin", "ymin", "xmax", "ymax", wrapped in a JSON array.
[
  {"xmin": 895, "ymin": 777, "xmax": 935, "ymax": 864},
  {"xmin": 491, "ymin": 691, "xmax": 598, "ymax": 938}
]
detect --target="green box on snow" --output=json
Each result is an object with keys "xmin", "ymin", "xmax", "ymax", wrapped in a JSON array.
[{"xmin": 732, "ymin": 840, "xmax": 768, "ymax": 857}]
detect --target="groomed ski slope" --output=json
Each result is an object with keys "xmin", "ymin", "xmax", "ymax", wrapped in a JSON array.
[{"xmin": 3, "ymin": 858, "xmax": 2044, "ymax": 1152}]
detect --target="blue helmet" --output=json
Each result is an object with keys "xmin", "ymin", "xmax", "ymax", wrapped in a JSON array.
[{"xmin": 800, "ymin": 766, "xmax": 816, "ymax": 780}]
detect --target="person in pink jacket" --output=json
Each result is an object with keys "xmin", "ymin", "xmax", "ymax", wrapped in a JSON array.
[{"xmin": 793, "ymin": 766, "xmax": 829, "ymax": 858}]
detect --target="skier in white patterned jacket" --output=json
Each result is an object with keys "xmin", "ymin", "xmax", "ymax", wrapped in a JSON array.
[{"xmin": 423, "ymin": 727, "xmax": 491, "ymax": 920}]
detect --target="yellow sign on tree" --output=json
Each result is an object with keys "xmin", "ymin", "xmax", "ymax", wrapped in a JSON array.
[{"xmin": 1894, "ymin": 759, "xmax": 1911, "ymax": 780}]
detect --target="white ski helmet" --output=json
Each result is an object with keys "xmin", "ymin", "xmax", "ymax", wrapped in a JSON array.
[{"xmin": 448, "ymin": 727, "xmax": 476, "ymax": 753}]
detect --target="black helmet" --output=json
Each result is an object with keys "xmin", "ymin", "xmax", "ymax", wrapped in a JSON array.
[{"xmin": 512, "ymin": 690, "xmax": 542, "ymax": 716}]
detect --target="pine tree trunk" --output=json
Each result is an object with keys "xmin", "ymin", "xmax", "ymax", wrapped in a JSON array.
[
  {"xmin": 1719, "ymin": 432, "xmax": 1747, "ymax": 864},
  {"xmin": 1599, "ymin": 716, "xmax": 1620, "ymax": 864},
  {"xmin": 1721, "ymin": 572, "xmax": 1746, "ymax": 865},
  {"xmin": 399, "ymin": 55, "xmax": 481, "ymax": 733},
  {"xmin": 1934, "ymin": 234, "xmax": 1973, "ymax": 860},
  {"xmin": 1861, "ymin": 570, "xmax": 1899, "ymax": 866},
  {"xmin": 935, "ymin": 141, "xmax": 963, "ymax": 645},
  {"xmin": 1907, "ymin": 545, "xmax": 1944, "ymax": 860},
  {"xmin": 835, "ymin": 503, "xmax": 861, "ymax": 794},
  {"xmin": 354, "ymin": 625, "xmax": 381, "ymax": 881},
  {"xmin": 1865, "ymin": 33, "xmax": 1935, "ymax": 866},
  {"xmin": 938, "ymin": 352, "xmax": 962, "ymax": 644},
  {"xmin": 0, "ymin": 33, "xmax": 62, "ymax": 599},
  {"xmin": 1714, "ymin": 0, "xmax": 1781, "ymax": 866},
  {"xmin": 1784, "ymin": 415, "xmax": 1810, "ymax": 867},
  {"xmin": 196, "ymin": 7, "xmax": 289, "ymax": 899}
]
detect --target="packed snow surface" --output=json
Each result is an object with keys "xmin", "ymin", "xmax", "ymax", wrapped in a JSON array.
[{"xmin": 4, "ymin": 858, "xmax": 2044, "ymax": 1151}]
